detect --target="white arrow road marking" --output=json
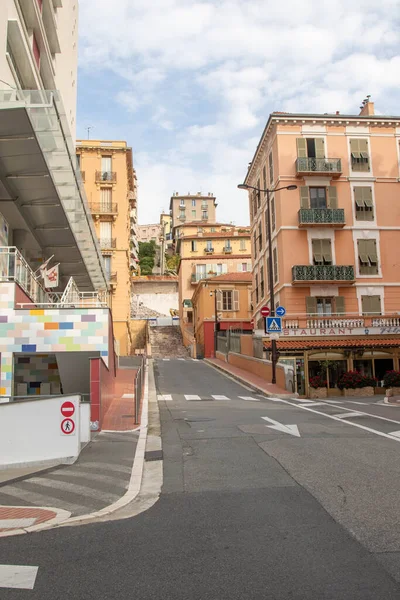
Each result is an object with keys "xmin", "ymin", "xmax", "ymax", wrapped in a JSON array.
[
  {"xmin": 211, "ymin": 395, "xmax": 230, "ymax": 401},
  {"xmin": 238, "ymin": 396, "xmax": 261, "ymax": 402},
  {"xmin": 335, "ymin": 412, "xmax": 363, "ymax": 419},
  {"xmin": 0, "ymin": 565, "xmax": 38, "ymax": 590},
  {"xmin": 261, "ymin": 416, "xmax": 301, "ymax": 437}
]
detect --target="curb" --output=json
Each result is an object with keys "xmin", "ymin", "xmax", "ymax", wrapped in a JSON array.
[
  {"xmin": 1, "ymin": 358, "xmax": 162, "ymax": 535},
  {"xmin": 204, "ymin": 359, "xmax": 297, "ymax": 399},
  {"xmin": 0, "ymin": 506, "xmax": 71, "ymax": 538}
]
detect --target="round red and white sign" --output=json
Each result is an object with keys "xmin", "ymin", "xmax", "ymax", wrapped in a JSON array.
[
  {"xmin": 61, "ymin": 401, "xmax": 75, "ymax": 418},
  {"xmin": 61, "ymin": 418, "xmax": 75, "ymax": 435},
  {"xmin": 260, "ymin": 305, "xmax": 270, "ymax": 317}
]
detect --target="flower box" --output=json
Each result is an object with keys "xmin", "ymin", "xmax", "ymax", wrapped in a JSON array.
[{"xmin": 343, "ymin": 386, "xmax": 374, "ymax": 397}]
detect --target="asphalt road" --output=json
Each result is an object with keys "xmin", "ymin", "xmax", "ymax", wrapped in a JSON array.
[{"xmin": 2, "ymin": 358, "xmax": 400, "ymax": 598}]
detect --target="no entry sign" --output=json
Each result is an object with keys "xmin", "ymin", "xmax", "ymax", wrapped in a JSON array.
[
  {"xmin": 61, "ymin": 418, "xmax": 75, "ymax": 435},
  {"xmin": 260, "ymin": 305, "xmax": 270, "ymax": 317},
  {"xmin": 61, "ymin": 400, "xmax": 75, "ymax": 418}
]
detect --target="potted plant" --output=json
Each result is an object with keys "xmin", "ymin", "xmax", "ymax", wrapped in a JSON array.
[
  {"xmin": 383, "ymin": 370, "xmax": 400, "ymax": 396},
  {"xmin": 309, "ymin": 375, "xmax": 328, "ymax": 399},
  {"xmin": 337, "ymin": 371, "xmax": 378, "ymax": 397}
]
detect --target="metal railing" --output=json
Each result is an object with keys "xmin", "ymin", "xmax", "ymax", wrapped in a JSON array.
[
  {"xmin": 292, "ymin": 265, "xmax": 355, "ymax": 282},
  {"xmin": 306, "ymin": 317, "xmax": 365, "ymax": 328},
  {"xmin": 134, "ymin": 356, "xmax": 146, "ymax": 423},
  {"xmin": 99, "ymin": 238, "xmax": 117, "ymax": 249},
  {"xmin": 0, "ymin": 246, "xmax": 49, "ymax": 304},
  {"xmin": 89, "ymin": 202, "xmax": 118, "ymax": 215},
  {"xmin": 95, "ymin": 170, "xmax": 117, "ymax": 183},
  {"xmin": 191, "ymin": 271, "xmax": 222, "ymax": 282},
  {"xmin": 296, "ymin": 157, "xmax": 342, "ymax": 174},
  {"xmin": 283, "ymin": 314, "xmax": 400, "ymax": 330},
  {"xmin": 298, "ymin": 208, "xmax": 345, "ymax": 226},
  {"xmin": 204, "ymin": 247, "xmax": 214, "ymax": 253},
  {"xmin": 223, "ymin": 247, "xmax": 232, "ymax": 253}
]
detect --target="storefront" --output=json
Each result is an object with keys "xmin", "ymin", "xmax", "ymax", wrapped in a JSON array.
[{"xmin": 264, "ymin": 337, "xmax": 400, "ymax": 397}]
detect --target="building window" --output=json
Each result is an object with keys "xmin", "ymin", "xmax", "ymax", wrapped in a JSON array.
[
  {"xmin": 268, "ymin": 151, "xmax": 274, "ymax": 185},
  {"xmin": 103, "ymin": 255, "xmax": 111, "ymax": 280},
  {"xmin": 100, "ymin": 188, "xmax": 112, "ymax": 210},
  {"xmin": 191, "ymin": 240, "xmax": 197, "ymax": 252},
  {"xmin": 361, "ymin": 295, "xmax": 381, "ymax": 316},
  {"xmin": 224, "ymin": 239, "xmax": 232, "ymax": 250},
  {"xmin": 222, "ymin": 291, "xmax": 233, "ymax": 311},
  {"xmin": 354, "ymin": 187, "xmax": 374, "ymax": 221},
  {"xmin": 210, "ymin": 227, "xmax": 216, "ymax": 232},
  {"xmin": 101, "ymin": 156, "xmax": 112, "ymax": 177},
  {"xmin": 296, "ymin": 137, "xmax": 325, "ymax": 159},
  {"xmin": 271, "ymin": 196, "xmax": 275, "ymax": 230},
  {"xmin": 309, "ymin": 187, "xmax": 327, "ymax": 209},
  {"xmin": 206, "ymin": 240, "xmax": 213, "ymax": 251},
  {"xmin": 202, "ymin": 211, "xmax": 208, "ymax": 220},
  {"xmin": 179, "ymin": 211, "xmax": 185, "ymax": 220},
  {"xmin": 252, "ymin": 190, "xmax": 258, "ymax": 218},
  {"xmin": 241, "ymin": 263, "xmax": 248, "ymax": 272},
  {"xmin": 312, "ymin": 239, "xmax": 332, "ymax": 265},
  {"xmin": 306, "ymin": 296, "xmax": 345, "ymax": 316},
  {"xmin": 273, "ymin": 247, "xmax": 278, "ymax": 283},
  {"xmin": 255, "ymin": 274, "xmax": 259, "ymax": 304},
  {"xmin": 358, "ymin": 239, "xmax": 378, "ymax": 274},
  {"xmin": 258, "ymin": 222, "xmax": 262, "ymax": 251},
  {"xmin": 192, "ymin": 210, "xmax": 196, "ymax": 217},
  {"xmin": 262, "ymin": 165, "xmax": 267, "ymax": 190},
  {"xmin": 192, "ymin": 199, "xmax": 196, "ymax": 207},
  {"xmin": 240, "ymin": 238, "xmax": 246, "ymax": 250},
  {"xmin": 260, "ymin": 266, "xmax": 264, "ymax": 298},
  {"xmin": 350, "ymin": 139, "xmax": 370, "ymax": 172},
  {"xmin": 253, "ymin": 232, "xmax": 257, "ymax": 258},
  {"xmin": 196, "ymin": 264, "xmax": 207, "ymax": 280},
  {"xmin": 180, "ymin": 199, "xmax": 185, "ymax": 207}
]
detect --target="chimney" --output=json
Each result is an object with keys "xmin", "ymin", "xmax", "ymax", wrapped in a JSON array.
[{"xmin": 359, "ymin": 96, "xmax": 374, "ymax": 116}]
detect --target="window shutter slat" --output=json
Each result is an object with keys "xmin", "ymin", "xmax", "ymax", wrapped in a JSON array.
[
  {"xmin": 322, "ymin": 239, "xmax": 332, "ymax": 262},
  {"xmin": 300, "ymin": 186, "xmax": 309, "ymax": 209},
  {"xmin": 296, "ymin": 138, "xmax": 307, "ymax": 158},
  {"xmin": 315, "ymin": 138, "xmax": 325, "ymax": 158},
  {"xmin": 363, "ymin": 187, "xmax": 373, "ymax": 207},
  {"xmin": 335, "ymin": 296, "xmax": 345, "ymax": 315},
  {"xmin": 354, "ymin": 187, "xmax": 364, "ymax": 207},
  {"xmin": 306, "ymin": 296, "xmax": 317, "ymax": 315},
  {"xmin": 328, "ymin": 186, "xmax": 338, "ymax": 209},
  {"xmin": 361, "ymin": 295, "xmax": 369, "ymax": 314},
  {"xmin": 233, "ymin": 290, "xmax": 239, "ymax": 311},
  {"xmin": 370, "ymin": 295, "xmax": 381, "ymax": 315},
  {"xmin": 216, "ymin": 293, "xmax": 223, "ymax": 311}
]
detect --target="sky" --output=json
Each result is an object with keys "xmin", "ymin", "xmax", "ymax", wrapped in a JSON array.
[{"xmin": 77, "ymin": 0, "xmax": 400, "ymax": 226}]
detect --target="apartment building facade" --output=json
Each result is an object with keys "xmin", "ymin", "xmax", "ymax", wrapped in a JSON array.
[
  {"xmin": 170, "ymin": 192, "xmax": 217, "ymax": 237},
  {"xmin": 244, "ymin": 100, "xmax": 400, "ymax": 396},
  {"xmin": 176, "ymin": 224, "xmax": 251, "ymax": 348},
  {"xmin": 76, "ymin": 140, "xmax": 139, "ymax": 355}
]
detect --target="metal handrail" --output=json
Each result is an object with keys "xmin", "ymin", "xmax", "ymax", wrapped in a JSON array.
[
  {"xmin": 89, "ymin": 202, "xmax": 118, "ymax": 214},
  {"xmin": 0, "ymin": 246, "xmax": 50, "ymax": 304}
]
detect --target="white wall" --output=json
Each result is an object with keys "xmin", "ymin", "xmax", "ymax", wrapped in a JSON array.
[
  {"xmin": 135, "ymin": 293, "xmax": 179, "ymax": 317},
  {"xmin": 80, "ymin": 402, "xmax": 90, "ymax": 444},
  {"xmin": 0, "ymin": 395, "xmax": 81, "ymax": 467}
]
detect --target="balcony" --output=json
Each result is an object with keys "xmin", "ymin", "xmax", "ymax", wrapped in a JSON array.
[
  {"xmin": 298, "ymin": 208, "xmax": 345, "ymax": 227},
  {"xmin": 191, "ymin": 271, "xmax": 219, "ymax": 283},
  {"xmin": 95, "ymin": 170, "xmax": 117, "ymax": 183},
  {"xmin": 204, "ymin": 247, "xmax": 214, "ymax": 254},
  {"xmin": 223, "ymin": 247, "xmax": 233, "ymax": 253},
  {"xmin": 292, "ymin": 265, "xmax": 355, "ymax": 284},
  {"xmin": 108, "ymin": 272, "xmax": 118, "ymax": 288},
  {"xmin": 90, "ymin": 203, "xmax": 118, "ymax": 216},
  {"xmin": 296, "ymin": 157, "xmax": 342, "ymax": 178},
  {"xmin": 100, "ymin": 238, "xmax": 117, "ymax": 250}
]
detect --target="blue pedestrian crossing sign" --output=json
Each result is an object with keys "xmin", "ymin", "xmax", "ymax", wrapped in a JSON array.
[
  {"xmin": 275, "ymin": 306, "xmax": 286, "ymax": 317},
  {"xmin": 266, "ymin": 317, "xmax": 282, "ymax": 333}
]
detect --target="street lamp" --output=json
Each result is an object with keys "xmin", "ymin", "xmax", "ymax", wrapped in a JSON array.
[{"xmin": 238, "ymin": 182, "xmax": 297, "ymax": 384}]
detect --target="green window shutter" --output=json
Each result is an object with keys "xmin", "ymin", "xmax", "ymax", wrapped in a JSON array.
[
  {"xmin": 296, "ymin": 138, "xmax": 307, "ymax": 158},
  {"xmin": 359, "ymin": 139, "xmax": 369, "ymax": 154},
  {"xmin": 322, "ymin": 239, "xmax": 332, "ymax": 263},
  {"xmin": 315, "ymin": 138, "xmax": 325, "ymax": 158},
  {"xmin": 262, "ymin": 166, "xmax": 267, "ymax": 189},
  {"xmin": 312, "ymin": 239, "xmax": 322, "ymax": 263},
  {"xmin": 271, "ymin": 197, "xmax": 276, "ymax": 230},
  {"xmin": 370, "ymin": 295, "xmax": 381, "ymax": 315},
  {"xmin": 233, "ymin": 290, "xmax": 239, "ymax": 311},
  {"xmin": 300, "ymin": 186, "xmax": 309, "ymax": 209},
  {"xmin": 361, "ymin": 295, "xmax": 369, "ymax": 314},
  {"xmin": 306, "ymin": 296, "xmax": 317, "ymax": 315},
  {"xmin": 358, "ymin": 240, "xmax": 368, "ymax": 263},
  {"xmin": 350, "ymin": 139, "xmax": 360, "ymax": 157},
  {"xmin": 354, "ymin": 187, "xmax": 364, "ymax": 208},
  {"xmin": 335, "ymin": 296, "xmax": 345, "ymax": 315},
  {"xmin": 216, "ymin": 293, "xmax": 223, "ymax": 312},
  {"xmin": 328, "ymin": 186, "xmax": 338, "ymax": 209},
  {"xmin": 367, "ymin": 240, "xmax": 378, "ymax": 263},
  {"xmin": 363, "ymin": 187, "xmax": 373, "ymax": 207}
]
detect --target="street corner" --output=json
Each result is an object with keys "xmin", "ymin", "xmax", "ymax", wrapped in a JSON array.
[{"xmin": 0, "ymin": 505, "xmax": 71, "ymax": 537}]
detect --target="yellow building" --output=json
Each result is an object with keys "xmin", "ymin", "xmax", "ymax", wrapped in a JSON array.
[
  {"xmin": 76, "ymin": 139, "xmax": 139, "ymax": 355},
  {"xmin": 177, "ymin": 227, "xmax": 251, "ymax": 348},
  {"xmin": 192, "ymin": 273, "xmax": 252, "ymax": 358},
  {"xmin": 170, "ymin": 192, "xmax": 217, "ymax": 236}
]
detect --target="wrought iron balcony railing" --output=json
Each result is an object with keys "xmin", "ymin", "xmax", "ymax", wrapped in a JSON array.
[
  {"xmin": 298, "ymin": 208, "xmax": 345, "ymax": 227},
  {"xmin": 296, "ymin": 157, "xmax": 342, "ymax": 176},
  {"xmin": 90, "ymin": 202, "xmax": 118, "ymax": 215},
  {"xmin": 292, "ymin": 264, "xmax": 355, "ymax": 283},
  {"xmin": 95, "ymin": 170, "xmax": 117, "ymax": 183},
  {"xmin": 99, "ymin": 238, "xmax": 117, "ymax": 249}
]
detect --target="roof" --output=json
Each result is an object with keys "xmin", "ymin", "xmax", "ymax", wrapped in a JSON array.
[
  {"xmin": 180, "ymin": 231, "xmax": 250, "ymax": 239},
  {"xmin": 263, "ymin": 338, "xmax": 400, "ymax": 351},
  {"xmin": 210, "ymin": 273, "xmax": 252, "ymax": 282}
]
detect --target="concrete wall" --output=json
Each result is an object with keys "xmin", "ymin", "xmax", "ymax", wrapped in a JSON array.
[
  {"xmin": 56, "ymin": 351, "xmax": 95, "ymax": 396},
  {"xmin": 80, "ymin": 402, "xmax": 91, "ymax": 444},
  {"xmin": 0, "ymin": 395, "xmax": 81, "ymax": 468},
  {"xmin": 133, "ymin": 293, "xmax": 178, "ymax": 317},
  {"xmin": 219, "ymin": 351, "xmax": 288, "ymax": 391},
  {"xmin": 129, "ymin": 320, "xmax": 147, "ymax": 350}
]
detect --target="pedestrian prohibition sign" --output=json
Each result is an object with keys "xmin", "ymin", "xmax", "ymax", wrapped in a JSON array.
[
  {"xmin": 61, "ymin": 400, "xmax": 75, "ymax": 418},
  {"xmin": 61, "ymin": 418, "xmax": 75, "ymax": 435}
]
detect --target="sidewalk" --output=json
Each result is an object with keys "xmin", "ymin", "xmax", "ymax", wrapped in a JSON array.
[
  {"xmin": 205, "ymin": 357, "xmax": 295, "ymax": 398},
  {"xmin": 102, "ymin": 367, "xmax": 138, "ymax": 430}
]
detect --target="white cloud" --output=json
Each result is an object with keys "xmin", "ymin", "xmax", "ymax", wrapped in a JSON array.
[{"xmin": 78, "ymin": 0, "xmax": 400, "ymax": 225}]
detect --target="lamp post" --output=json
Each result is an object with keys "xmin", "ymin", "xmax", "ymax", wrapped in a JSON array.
[{"xmin": 238, "ymin": 182, "xmax": 297, "ymax": 384}]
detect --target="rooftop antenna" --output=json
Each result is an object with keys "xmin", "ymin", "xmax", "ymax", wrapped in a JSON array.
[{"xmin": 86, "ymin": 126, "xmax": 94, "ymax": 140}]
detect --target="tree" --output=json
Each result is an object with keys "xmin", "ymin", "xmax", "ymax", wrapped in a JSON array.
[
  {"xmin": 138, "ymin": 240, "xmax": 157, "ymax": 275},
  {"xmin": 165, "ymin": 253, "xmax": 180, "ymax": 272}
]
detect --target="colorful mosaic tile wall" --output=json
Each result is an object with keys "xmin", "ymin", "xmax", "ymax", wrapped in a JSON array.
[
  {"xmin": 0, "ymin": 283, "xmax": 110, "ymax": 397},
  {"xmin": 14, "ymin": 354, "xmax": 61, "ymax": 395}
]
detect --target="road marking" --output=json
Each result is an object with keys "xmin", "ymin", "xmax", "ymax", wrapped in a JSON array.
[
  {"xmin": 0, "ymin": 565, "xmax": 38, "ymax": 590},
  {"xmin": 295, "ymin": 398, "xmax": 314, "ymax": 403},
  {"xmin": 325, "ymin": 400, "xmax": 344, "ymax": 404},
  {"xmin": 185, "ymin": 395, "xmax": 201, "ymax": 401},
  {"xmin": 157, "ymin": 394, "xmax": 172, "ymax": 401},
  {"xmin": 178, "ymin": 358, "xmax": 186, "ymax": 361},
  {"xmin": 211, "ymin": 395, "xmax": 230, "ymax": 401},
  {"xmin": 162, "ymin": 358, "xmax": 170, "ymax": 361},
  {"xmin": 191, "ymin": 359, "xmax": 199, "ymax": 361},
  {"xmin": 335, "ymin": 411, "xmax": 363, "ymax": 419},
  {"xmin": 301, "ymin": 402, "xmax": 326, "ymax": 407},
  {"xmin": 388, "ymin": 431, "xmax": 400, "ymax": 438},
  {"xmin": 0, "ymin": 518, "xmax": 36, "ymax": 529},
  {"xmin": 261, "ymin": 416, "xmax": 301, "ymax": 437},
  {"xmin": 238, "ymin": 396, "xmax": 261, "ymax": 402},
  {"xmin": 348, "ymin": 401, "xmax": 371, "ymax": 405}
]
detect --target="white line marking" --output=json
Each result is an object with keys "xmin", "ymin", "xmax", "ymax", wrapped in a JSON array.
[
  {"xmin": 184, "ymin": 395, "xmax": 201, "ymax": 400},
  {"xmin": 211, "ymin": 395, "xmax": 230, "ymax": 401},
  {"xmin": 157, "ymin": 394, "xmax": 172, "ymax": 401},
  {"xmin": 348, "ymin": 401, "xmax": 371, "ymax": 405},
  {"xmin": 302, "ymin": 402, "xmax": 327, "ymax": 407},
  {"xmin": 388, "ymin": 430, "xmax": 400, "ymax": 438},
  {"xmin": 238, "ymin": 396, "xmax": 261, "ymax": 402},
  {"xmin": 191, "ymin": 359, "xmax": 199, "ymax": 361},
  {"xmin": 178, "ymin": 358, "xmax": 186, "ymax": 361},
  {"xmin": 261, "ymin": 416, "xmax": 301, "ymax": 437},
  {"xmin": 0, "ymin": 519, "xmax": 36, "ymax": 529},
  {"xmin": 335, "ymin": 412, "xmax": 363, "ymax": 419},
  {"xmin": 162, "ymin": 358, "xmax": 170, "ymax": 361},
  {"xmin": 0, "ymin": 565, "xmax": 38, "ymax": 589},
  {"xmin": 325, "ymin": 400, "xmax": 344, "ymax": 404},
  {"xmin": 122, "ymin": 393, "xmax": 134, "ymax": 398},
  {"xmin": 296, "ymin": 398, "xmax": 314, "ymax": 403}
]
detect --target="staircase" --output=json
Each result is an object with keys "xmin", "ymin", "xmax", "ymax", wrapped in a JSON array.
[{"xmin": 149, "ymin": 326, "xmax": 189, "ymax": 358}]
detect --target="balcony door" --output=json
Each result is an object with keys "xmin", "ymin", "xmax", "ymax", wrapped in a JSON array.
[
  {"xmin": 101, "ymin": 156, "xmax": 112, "ymax": 176},
  {"xmin": 101, "ymin": 188, "xmax": 112, "ymax": 211},
  {"xmin": 103, "ymin": 255, "xmax": 111, "ymax": 280},
  {"xmin": 100, "ymin": 221, "xmax": 112, "ymax": 246}
]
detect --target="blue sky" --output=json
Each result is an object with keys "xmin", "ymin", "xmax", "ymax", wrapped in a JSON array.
[{"xmin": 77, "ymin": 0, "xmax": 400, "ymax": 226}]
